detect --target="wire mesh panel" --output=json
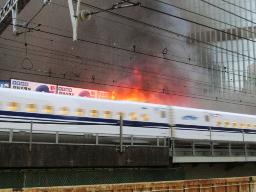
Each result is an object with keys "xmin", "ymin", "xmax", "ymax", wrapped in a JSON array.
[{"xmin": 0, "ymin": 168, "xmax": 185, "ymax": 189}]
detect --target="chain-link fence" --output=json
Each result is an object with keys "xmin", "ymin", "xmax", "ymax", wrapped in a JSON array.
[{"xmin": 0, "ymin": 168, "xmax": 184, "ymax": 189}]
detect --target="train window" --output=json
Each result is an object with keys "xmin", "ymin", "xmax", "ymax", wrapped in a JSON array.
[
  {"xmin": 240, "ymin": 123, "xmax": 245, "ymax": 128},
  {"xmin": 117, "ymin": 112, "xmax": 125, "ymax": 119},
  {"xmin": 224, "ymin": 121, "xmax": 230, "ymax": 127},
  {"xmin": 104, "ymin": 111, "xmax": 112, "ymax": 118},
  {"xmin": 217, "ymin": 121, "xmax": 222, "ymax": 126},
  {"xmin": 141, "ymin": 113, "xmax": 149, "ymax": 121},
  {"xmin": 130, "ymin": 112, "xmax": 137, "ymax": 121},
  {"xmin": 60, "ymin": 106, "xmax": 69, "ymax": 115},
  {"xmin": 160, "ymin": 111, "xmax": 166, "ymax": 118},
  {"xmin": 205, "ymin": 115, "xmax": 210, "ymax": 122},
  {"xmin": 8, "ymin": 102, "xmax": 19, "ymax": 111},
  {"xmin": 247, "ymin": 124, "xmax": 251, "ymax": 128},
  {"xmin": 76, "ymin": 108, "xmax": 85, "ymax": 116},
  {"xmin": 27, "ymin": 104, "xmax": 37, "ymax": 112},
  {"xmin": 44, "ymin": 105, "xmax": 54, "ymax": 114},
  {"xmin": 91, "ymin": 109, "xmax": 99, "ymax": 117},
  {"xmin": 254, "ymin": 124, "xmax": 256, "ymax": 128},
  {"xmin": 232, "ymin": 122, "xmax": 238, "ymax": 128}
]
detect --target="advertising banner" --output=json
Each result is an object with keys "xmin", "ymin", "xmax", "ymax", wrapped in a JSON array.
[
  {"xmin": 0, "ymin": 80, "xmax": 9, "ymax": 88},
  {"xmin": 10, "ymin": 79, "xmax": 110, "ymax": 99},
  {"xmin": 57, "ymin": 85, "xmax": 110, "ymax": 99},
  {"xmin": 11, "ymin": 79, "xmax": 56, "ymax": 93}
]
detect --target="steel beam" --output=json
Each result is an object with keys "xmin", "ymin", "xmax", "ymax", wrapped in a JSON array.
[
  {"xmin": 68, "ymin": 0, "xmax": 81, "ymax": 41},
  {"xmin": 0, "ymin": 0, "xmax": 31, "ymax": 34}
]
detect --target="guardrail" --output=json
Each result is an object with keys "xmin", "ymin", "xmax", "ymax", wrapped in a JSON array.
[
  {"xmin": 170, "ymin": 138, "xmax": 256, "ymax": 163},
  {"xmin": 170, "ymin": 127, "xmax": 256, "ymax": 162},
  {"xmin": 0, "ymin": 120, "xmax": 168, "ymax": 148}
]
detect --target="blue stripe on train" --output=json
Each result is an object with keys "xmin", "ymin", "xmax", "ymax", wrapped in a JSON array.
[
  {"xmin": 1, "ymin": 110, "xmax": 255, "ymax": 133},
  {"xmin": 173, "ymin": 124, "xmax": 256, "ymax": 133},
  {"xmin": 0, "ymin": 110, "xmax": 169, "ymax": 129}
]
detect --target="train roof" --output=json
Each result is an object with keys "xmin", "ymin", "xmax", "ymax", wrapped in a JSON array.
[
  {"xmin": 172, "ymin": 106, "xmax": 256, "ymax": 118},
  {"xmin": 0, "ymin": 88, "xmax": 166, "ymax": 108},
  {"xmin": 2, "ymin": 88, "xmax": 255, "ymax": 117}
]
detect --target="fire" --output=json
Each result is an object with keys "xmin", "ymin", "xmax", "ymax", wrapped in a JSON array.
[
  {"xmin": 111, "ymin": 89, "xmax": 191, "ymax": 106},
  {"xmin": 111, "ymin": 67, "xmax": 149, "ymax": 102},
  {"xmin": 111, "ymin": 89, "xmax": 147, "ymax": 102},
  {"xmin": 109, "ymin": 67, "xmax": 191, "ymax": 106}
]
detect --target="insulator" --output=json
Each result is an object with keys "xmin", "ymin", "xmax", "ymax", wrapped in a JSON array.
[{"xmin": 79, "ymin": 10, "xmax": 91, "ymax": 21}]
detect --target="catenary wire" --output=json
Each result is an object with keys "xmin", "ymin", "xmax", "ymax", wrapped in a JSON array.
[
  {"xmin": 139, "ymin": 4, "xmax": 256, "ymax": 44},
  {"xmin": 1, "ymin": 41, "xmax": 246, "ymax": 96},
  {"xmin": 2, "ymin": 13, "xmax": 256, "ymax": 94},
  {"xmin": 0, "ymin": 1, "xmax": 256, "ymax": 97},
  {"xmin": 151, "ymin": 0, "xmax": 256, "ymax": 37},
  {"xmin": 199, "ymin": 0, "xmax": 256, "ymax": 25},
  {"xmin": 3, "ymin": 1, "xmax": 256, "ymax": 64},
  {"xmin": 37, "ymin": 0, "xmax": 256, "ymax": 65},
  {"xmin": 220, "ymin": 0, "xmax": 256, "ymax": 15},
  {"xmin": 1, "ymin": 37, "xmax": 256, "ymax": 98},
  {"xmin": 78, "ymin": 1, "xmax": 256, "ymax": 62},
  {"xmin": 1, "ymin": 66, "xmax": 256, "ymax": 108},
  {"xmin": 4, "ymin": 23, "xmax": 256, "ymax": 89}
]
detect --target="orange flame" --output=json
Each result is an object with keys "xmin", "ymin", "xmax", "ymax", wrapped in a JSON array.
[
  {"xmin": 111, "ymin": 89, "xmax": 148, "ymax": 102},
  {"xmin": 110, "ymin": 67, "xmax": 191, "ymax": 106}
]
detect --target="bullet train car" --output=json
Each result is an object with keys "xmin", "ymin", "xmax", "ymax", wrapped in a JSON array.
[
  {"xmin": 0, "ymin": 88, "xmax": 256, "ymax": 142},
  {"xmin": 0, "ymin": 88, "xmax": 170, "ymax": 138},
  {"xmin": 171, "ymin": 106, "xmax": 256, "ymax": 142}
]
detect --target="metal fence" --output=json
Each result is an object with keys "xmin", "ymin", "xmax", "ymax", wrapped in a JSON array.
[
  {"xmin": 0, "ymin": 168, "xmax": 184, "ymax": 189},
  {"xmin": 0, "ymin": 120, "xmax": 168, "ymax": 147},
  {"xmin": 170, "ymin": 126, "xmax": 256, "ymax": 159}
]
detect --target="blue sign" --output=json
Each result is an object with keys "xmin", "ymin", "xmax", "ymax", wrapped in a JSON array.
[
  {"xmin": 0, "ymin": 80, "xmax": 9, "ymax": 88},
  {"xmin": 182, "ymin": 115, "xmax": 198, "ymax": 120}
]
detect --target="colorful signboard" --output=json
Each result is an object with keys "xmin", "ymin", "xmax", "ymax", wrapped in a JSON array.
[
  {"xmin": 11, "ymin": 79, "xmax": 56, "ymax": 93},
  {"xmin": 10, "ymin": 79, "xmax": 110, "ymax": 99},
  {"xmin": 56, "ymin": 85, "xmax": 110, "ymax": 99}
]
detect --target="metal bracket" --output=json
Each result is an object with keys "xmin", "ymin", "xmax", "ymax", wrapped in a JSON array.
[
  {"xmin": 11, "ymin": 2, "xmax": 18, "ymax": 34},
  {"xmin": 68, "ymin": 0, "xmax": 81, "ymax": 41},
  {"xmin": 0, "ymin": 0, "xmax": 19, "ymax": 34},
  {"xmin": 0, "ymin": 0, "xmax": 50, "ymax": 35}
]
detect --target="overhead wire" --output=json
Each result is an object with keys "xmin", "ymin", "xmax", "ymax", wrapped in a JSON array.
[
  {"xmin": 220, "ymin": 0, "xmax": 256, "ymax": 15},
  {"xmin": 199, "ymin": 0, "xmax": 256, "ymax": 25},
  {"xmin": 0, "ymin": 41, "xmax": 239, "ymax": 96},
  {"xmin": 3, "ymin": 0, "xmax": 256, "ymax": 65},
  {"xmin": 1, "ymin": 33, "xmax": 256, "ymax": 98},
  {"xmin": 139, "ymin": 4, "xmax": 256, "ymax": 45},
  {"xmin": 29, "ymin": 0, "xmax": 256, "ymax": 65},
  {"xmin": 1, "ymin": 35, "xmax": 256, "ymax": 98},
  {"xmin": 1, "ymin": 65, "xmax": 256, "ymax": 108},
  {"xmin": 151, "ymin": 0, "xmax": 256, "ymax": 38},
  {"xmin": 78, "ymin": 1, "xmax": 256, "ymax": 63},
  {"xmin": 9, "ymin": 23, "xmax": 256, "ymax": 88},
  {"xmin": 41, "ymin": 3, "xmax": 256, "ymax": 73},
  {"xmin": 47, "ymin": 1, "xmax": 244, "ymax": 65},
  {"xmin": 0, "ymin": 1, "xmax": 256, "ymax": 102},
  {"xmin": 0, "ymin": 2, "xmax": 256, "ymax": 94}
]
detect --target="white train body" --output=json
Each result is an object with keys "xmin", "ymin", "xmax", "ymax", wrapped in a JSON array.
[
  {"xmin": 0, "ymin": 88, "xmax": 169, "ymax": 138},
  {"xmin": 0, "ymin": 88, "xmax": 256, "ymax": 142},
  {"xmin": 171, "ymin": 106, "xmax": 256, "ymax": 142}
]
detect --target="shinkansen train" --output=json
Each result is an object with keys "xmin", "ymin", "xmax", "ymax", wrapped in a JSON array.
[{"xmin": 0, "ymin": 88, "xmax": 256, "ymax": 142}]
